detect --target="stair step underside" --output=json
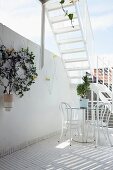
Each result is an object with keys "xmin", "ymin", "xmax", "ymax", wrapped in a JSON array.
[
  {"xmin": 46, "ymin": 1, "xmax": 77, "ymax": 11},
  {"xmin": 101, "ymin": 92, "xmax": 111, "ymax": 98},
  {"xmin": 65, "ymin": 66, "xmax": 90, "ymax": 71},
  {"xmin": 58, "ymin": 37, "xmax": 83, "ymax": 44},
  {"xmin": 50, "ymin": 14, "xmax": 77, "ymax": 24},
  {"xmin": 61, "ymin": 48, "xmax": 85, "ymax": 54},
  {"xmin": 54, "ymin": 25, "xmax": 80, "ymax": 34},
  {"xmin": 69, "ymin": 76, "xmax": 83, "ymax": 79},
  {"xmin": 63, "ymin": 58, "xmax": 88, "ymax": 63}
]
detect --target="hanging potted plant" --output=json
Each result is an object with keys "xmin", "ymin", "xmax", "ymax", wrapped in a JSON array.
[
  {"xmin": 0, "ymin": 45, "xmax": 38, "ymax": 111},
  {"xmin": 76, "ymin": 75, "xmax": 90, "ymax": 108}
]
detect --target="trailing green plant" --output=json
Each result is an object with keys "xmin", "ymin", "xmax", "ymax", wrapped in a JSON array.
[
  {"xmin": 0, "ymin": 45, "xmax": 38, "ymax": 97},
  {"xmin": 59, "ymin": 0, "xmax": 79, "ymax": 28},
  {"xmin": 76, "ymin": 75, "xmax": 90, "ymax": 98}
]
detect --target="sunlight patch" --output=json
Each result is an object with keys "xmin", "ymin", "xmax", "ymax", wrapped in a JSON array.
[{"xmin": 56, "ymin": 140, "xmax": 70, "ymax": 149}]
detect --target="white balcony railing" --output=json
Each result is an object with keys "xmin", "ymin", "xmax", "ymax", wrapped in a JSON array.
[{"xmin": 96, "ymin": 56, "xmax": 113, "ymax": 91}]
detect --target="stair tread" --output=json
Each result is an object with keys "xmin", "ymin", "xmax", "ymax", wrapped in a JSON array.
[
  {"xmin": 69, "ymin": 76, "xmax": 83, "ymax": 79},
  {"xmin": 58, "ymin": 37, "xmax": 83, "ymax": 44},
  {"xmin": 65, "ymin": 66, "xmax": 90, "ymax": 71},
  {"xmin": 46, "ymin": 0, "xmax": 77, "ymax": 11},
  {"xmin": 54, "ymin": 25, "xmax": 80, "ymax": 34},
  {"xmin": 61, "ymin": 47, "xmax": 85, "ymax": 54},
  {"xmin": 63, "ymin": 58, "xmax": 88, "ymax": 63},
  {"xmin": 50, "ymin": 14, "xmax": 77, "ymax": 24}
]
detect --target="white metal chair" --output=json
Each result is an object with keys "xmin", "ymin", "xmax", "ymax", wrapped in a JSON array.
[
  {"xmin": 95, "ymin": 103, "xmax": 113, "ymax": 147},
  {"xmin": 86, "ymin": 103, "xmax": 104, "ymax": 142},
  {"xmin": 58, "ymin": 102, "xmax": 80, "ymax": 146},
  {"xmin": 87, "ymin": 103, "xmax": 113, "ymax": 147}
]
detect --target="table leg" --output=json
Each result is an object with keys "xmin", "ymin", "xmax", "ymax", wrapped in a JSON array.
[{"xmin": 82, "ymin": 109, "xmax": 86, "ymax": 142}]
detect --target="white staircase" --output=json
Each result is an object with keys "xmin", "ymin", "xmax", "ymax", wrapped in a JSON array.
[
  {"xmin": 44, "ymin": 0, "xmax": 113, "ymax": 108},
  {"xmin": 91, "ymin": 57, "xmax": 113, "ymax": 106},
  {"xmin": 45, "ymin": 0, "xmax": 94, "ymax": 85},
  {"xmin": 91, "ymin": 83, "xmax": 112, "ymax": 103}
]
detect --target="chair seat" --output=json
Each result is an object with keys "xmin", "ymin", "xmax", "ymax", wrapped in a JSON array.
[
  {"xmin": 98, "ymin": 121, "xmax": 107, "ymax": 127},
  {"xmin": 67, "ymin": 119, "xmax": 81, "ymax": 124},
  {"xmin": 87, "ymin": 120, "xmax": 107, "ymax": 127}
]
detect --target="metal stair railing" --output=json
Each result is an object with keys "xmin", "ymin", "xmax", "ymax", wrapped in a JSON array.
[
  {"xmin": 95, "ymin": 56, "xmax": 113, "ymax": 112},
  {"xmin": 96, "ymin": 56, "xmax": 113, "ymax": 91},
  {"xmin": 76, "ymin": 0, "xmax": 94, "ymax": 75}
]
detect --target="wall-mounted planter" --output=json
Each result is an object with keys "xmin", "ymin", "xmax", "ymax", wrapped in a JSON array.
[
  {"xmin": 3, "ymin": 94, "xmax": 13, "ymax": 111},
  {"xmin": 45, "ymin": 76, "xmax": 51, "ymax": 81}
]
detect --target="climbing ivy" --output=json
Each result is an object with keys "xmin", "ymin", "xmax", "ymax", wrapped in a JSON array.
[{"xmin": 59, "ymin": 0, "xmax": 79, "ymax": 27}]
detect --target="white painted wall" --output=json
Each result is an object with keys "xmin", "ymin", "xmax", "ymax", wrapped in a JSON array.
[{"xmin": 0, "ymin": 24, "xmax": 77, "ymax": 150}]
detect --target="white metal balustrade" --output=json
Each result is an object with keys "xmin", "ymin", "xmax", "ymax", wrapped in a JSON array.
[
  {"xmin": 91, "ymin": 57, "xmax": 113, "ymax": 107},
  {"xmin": 90, "ymin": 56, "xmax": 113, "ymax": 131}
]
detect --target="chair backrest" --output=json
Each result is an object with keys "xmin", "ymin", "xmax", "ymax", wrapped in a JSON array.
[
  {"xmin": 59, "ymin": 102, "xmax": 72, "ymax": 124},
  {"xmin": 94, "ymin": 103, "xmax": 112, "ymax": 127},
  {"xmin": 102, "ymin": 103, "xmax": 112, "ymax": 127}
]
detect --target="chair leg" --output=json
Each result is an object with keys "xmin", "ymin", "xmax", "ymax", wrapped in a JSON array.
[
  {"xmin": 95, "ymin": 126, "xmax": 99, "ymax": 147},
  {"xmin": 93, "ymin": 125, "xmax": 96, "ymax": 141},
  {"xmin": 106, "ymin": 127, "xmax": 113, "ymax": 147},
  {"xmin": 69, "ymin": 125, "xmax": 71, "ymax": 146},
  {"xmin": 64, "ymin": 125, "xmax": 69, "ymax": 137},
  {"xmin": 58, "ymin": 126, "xmax": 64, "ymax": 142},
  {"xmin": 86, "ymin": 122, "xmax": 89, "ymax": 142},
  {"xmin": 101, "ymin": 127, "xmax": 108, "ymax": 146},
  {"xmin": 77, "ymin": 126, "xmax": 80, "ymax": 139}
]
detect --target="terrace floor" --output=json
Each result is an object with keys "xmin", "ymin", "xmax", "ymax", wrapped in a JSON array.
[{"xmin": 0, "ymin": 135, "xmax": 113, "ymax": 170}]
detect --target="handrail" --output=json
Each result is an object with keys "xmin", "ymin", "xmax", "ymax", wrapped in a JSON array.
[
  {"xmin": 76, "ymin": 0, "xmax": 94, "ymax": 75},
  {"xmin": 96, "ymin": 56, "xmax": 113, "ymax": 91},
  {"xmin": 98, "ymin": 57, "xmax": 112, "ymax": 71}
]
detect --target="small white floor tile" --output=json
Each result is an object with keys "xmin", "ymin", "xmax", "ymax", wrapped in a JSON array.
[{"xmin": 0, "ymin": 136, "xmax": 113, "ymax": 170}]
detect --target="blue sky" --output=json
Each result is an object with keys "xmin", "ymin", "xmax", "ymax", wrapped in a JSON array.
[
  {"xmin": 88, "ymin": 0, "xmax": 113, "ymax": 61},
  {"xmin": 0, "ymin": 0, "xmax": 113, "ymax": 65}
]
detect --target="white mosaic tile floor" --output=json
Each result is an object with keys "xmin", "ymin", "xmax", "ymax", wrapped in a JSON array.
[{"xmin": 0, "ymin": 136, "xmax": 113, "ymax": 170}]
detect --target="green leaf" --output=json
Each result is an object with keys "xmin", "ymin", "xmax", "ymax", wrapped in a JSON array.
[
  {"xmin": 0, "ymin": 45, "xmax": 38, "ymax": 98},
  {"xmin": 69, "ymin": 0, "xmax": 73, "ymax": 3},
  {"xmin": 60, "ymin": 0, "xmax": 65, "ymax": 4},
  {"xmin": 76, "ymin": 75, "xmax": 90, "ymax": 98},
  {"xmin": 68, "ymin": 13, "xmax": 73, "ymax": 21}
]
